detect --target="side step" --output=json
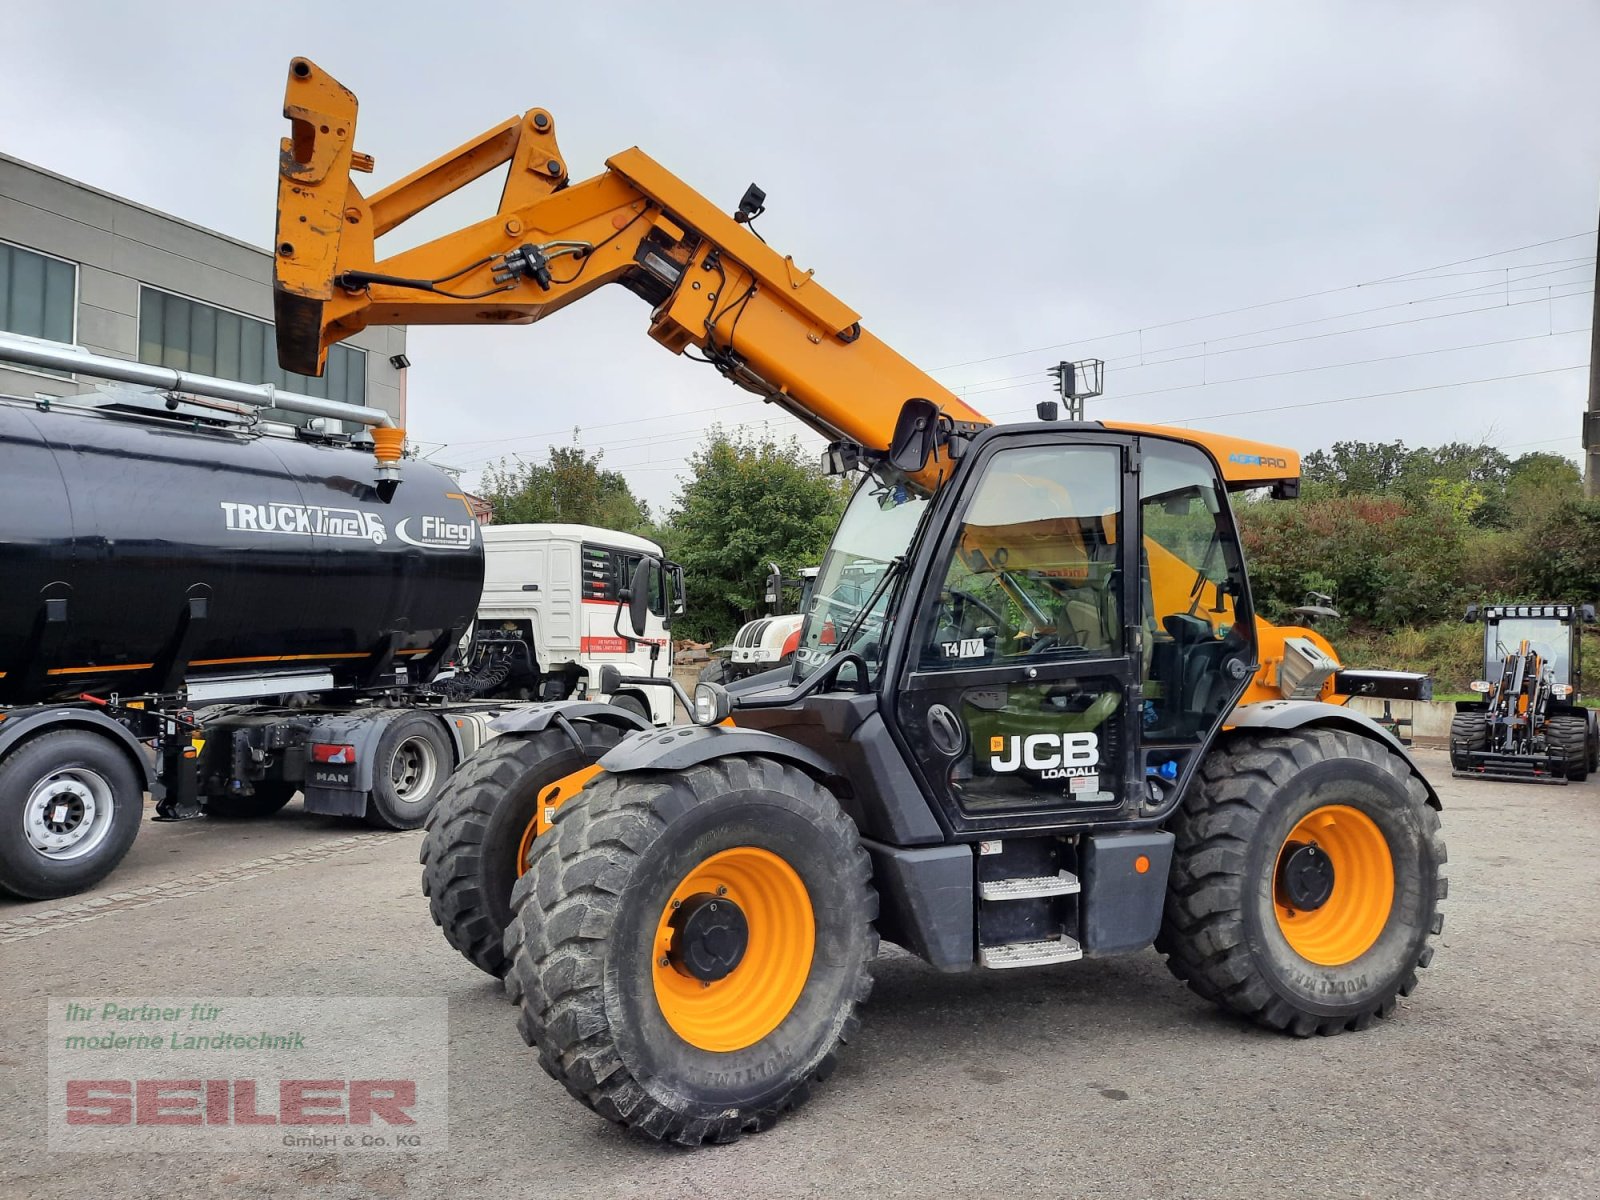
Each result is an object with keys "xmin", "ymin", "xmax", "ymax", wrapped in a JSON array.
[
  {"xmin": 978, "ymin": 871, "xmax": 1081, "ymax": 901},
  {"xmin": 979, "ymin": 935, "xmax": 1084, "ymax": 969}
]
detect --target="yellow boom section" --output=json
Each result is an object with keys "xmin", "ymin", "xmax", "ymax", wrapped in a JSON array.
[{"xmin": 274, "ymin": 58, "xmax": 986, "ymax": 484}]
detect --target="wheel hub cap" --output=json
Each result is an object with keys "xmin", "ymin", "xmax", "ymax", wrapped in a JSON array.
[
  {"xmin": 23, "ymin": 770, "xmax": 114, "ymax": 860},
  {"xmin": 667, "ymin": 894, "xmax": 749, "ymax": 982},
  {"xmin": 1276, "ymin": 840, "xmax": 1335, "ymax": 911}
]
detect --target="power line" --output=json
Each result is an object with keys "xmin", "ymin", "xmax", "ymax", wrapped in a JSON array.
[
  {"xmin": 1158, "ymin": 363, "xmax": 1587, "ymax": 425},
  {"xmin": 923, "ymin": 231, "xmax": 1597, "ymax": 373},
  {"xmin": 953, "ymin": 266, "xmax": 1593, "ymax": 397},
  {"xmin": 983, "ymin": 326, "xmax": 1589, "ymax": 420},
  {"xmin": 441, "ymin": 233, "xmax": 1599, "ymax": 468}
]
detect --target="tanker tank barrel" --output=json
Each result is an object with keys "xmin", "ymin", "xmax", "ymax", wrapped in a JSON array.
[{"xmin": 0, "ymin": 331, "xmax": 404, "ymax": 486}]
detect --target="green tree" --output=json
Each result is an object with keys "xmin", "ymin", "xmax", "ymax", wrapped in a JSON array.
[
  {"xmin": 479, "ymin": 443, "xmax": 652, "ymax": 532},
  {"xmin": 1238, "ymin": 489, "xmax": 1472, "ymax": 627},
  {"xmin": 661, "ymin": 428, "xmax": 850, "ymax": 643},
  {"xmin": 1301, "ymin": 440, "xmax": 1410, "ymax": 493}
]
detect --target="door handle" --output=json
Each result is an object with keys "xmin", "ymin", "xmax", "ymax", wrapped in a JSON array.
[{"xmin": 927, "ymin": 704, "xmax": 965, "ymax": 756}]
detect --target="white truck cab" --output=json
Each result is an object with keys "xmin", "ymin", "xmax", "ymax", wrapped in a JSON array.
[{"xmin": 476, "ymin": 523, "xmax": 677, "ymax": 725}]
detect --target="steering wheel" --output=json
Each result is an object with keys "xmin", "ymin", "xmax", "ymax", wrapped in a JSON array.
[{"xmin": 944, "ymin": 588, "xmax": 1004, "ymax": 628}]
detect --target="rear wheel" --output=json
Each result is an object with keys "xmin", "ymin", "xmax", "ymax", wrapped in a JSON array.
[
  {"xmin": 203, "ymin": 781, "xmax": 297, "ymax": 819},
  {"xmin": 1158, "ymin": 729, "xmax": 1445, "ymax": 1036},
  {"xmin": 1546, "ymin": 714, "xmax": 1589, "ymax": 781},
  {"xmin": 504, "ymin": 757, "xmax": 877, "ymax": 1144},
  {"xmin": 364, "ymin": 714, "xmax": 454, "ymax": 830},
  {"xmin": 420, "ymin": 723, "xmax": 625, "ymax": 977},
  {"xmin": 1448, "ymin": 712, "xmax": 1488, "ymax": 772},
  {"xmin": 0, "ymin": 730, "xmax": 144, "ymax": 900}
]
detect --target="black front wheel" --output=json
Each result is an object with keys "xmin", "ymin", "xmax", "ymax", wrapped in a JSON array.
[
  {"xmin": 420, "ymin": 722, "xmax": 624, "ymax": 977},
  {"xmin": 1545, "ymin": 714, "xmax": 1589, "ymax": 782},
  {"xmin": 1448, "ymin": 712, "xmax": 1488, "ymax": 772},
  {"xmin": 1158, "ymin": 728, "xmax": 1445, "ymax": 1036},
  {"xmin": 504, "ymin": 756, "xmax": 878, "ymax": 1145}
]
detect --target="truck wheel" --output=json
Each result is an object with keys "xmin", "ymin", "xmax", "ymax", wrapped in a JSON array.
[
  {"xmin": 0, "ymin": 729, "xmax": 144, "ymax": 900},
  {"xmin": 610, "ymin": 693, "xmax": 651, "ymax": 723},
  {"xmin": 504, "ymin": 757, "xmax": 878, "ymax": 1145},
  {"xmin": 420, "ymin": 722, "xmax": 625, "ymax": 977},
  {"xmin": 203, "ymin": 781, "xmax": 297, "ymax": 820},
  {"xmin": 1448, "ymin": 712, "xmax": 1488, "ymax": 772},
  {"xmin": 364, "ymin": 714, "xmax": 454, "ymax": 830},
  {"xmin": 1546, "ymin": 714, "xmax": 1589, "ymax": 781},
  {"xmin": 1157, "ymin": 729, "xmax": 1445, "ymax": 1037}
]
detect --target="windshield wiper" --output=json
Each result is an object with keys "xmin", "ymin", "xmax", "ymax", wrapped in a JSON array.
[{"xmin": 834, "ymin": 556, "xmax": 905, "ymax": 653}]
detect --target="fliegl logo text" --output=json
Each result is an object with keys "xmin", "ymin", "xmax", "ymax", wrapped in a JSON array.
[
  {"xmin": 988, "ymin": 733, "xmax": 1098, "ymax": 780},
  {"xmin": 1228, "ymin": 451, "xmax": 1289, "ymax": 469},
  {"xmin": 395, "ymin": 515, "xmax": 479, "ymax": 550}
]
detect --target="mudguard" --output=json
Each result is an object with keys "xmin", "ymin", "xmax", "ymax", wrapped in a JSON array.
[
  {"xmin": 0, "ymin": 705, "xmax": 155, "ymax": 791},
  {"xmin": 598, "ymin": 722, "xmax": 841, "ymax": 784},
  {"xmin": 1229, "ymin": 699, "xmax": 1442, "ymax": 809},
  {"xmin": 489, "ymin": 700, "xmax": 655, "ymax": 753}
]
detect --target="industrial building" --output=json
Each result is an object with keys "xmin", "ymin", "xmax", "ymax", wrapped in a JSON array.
[{"xmin": 0, "ymin": 153, "xmax": 405, "ymax": 423}]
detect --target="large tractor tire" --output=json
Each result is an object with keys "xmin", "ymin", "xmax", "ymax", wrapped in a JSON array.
[
  {"xmin": 1448, "ymin": 712, "xmax": 1488, "ymax": 772},
  {"xmin": 420, "ymin": 723, "xmax": 625, "ymax": 977},
  {"xmin": 1158, "ymin": 728, "xmax": 1445, "ymax": 1037},
  {"xmin": 364, "ymin": 713, "xmax": 455, "ymax": 831},
  {"xmin": 504, "ymin": 756, "xmax": 877, "ymax": 1145},
  {"xmin": 203, "ymin": 781, "xmax": 297, "ymax": 820},
  {"xmin": 0, "ymin": 729, "xmax": 145, "ymax": 901},
  {"xmin": 1545, "ymin": 714, "xmax": 1589, "ymax": 782}
]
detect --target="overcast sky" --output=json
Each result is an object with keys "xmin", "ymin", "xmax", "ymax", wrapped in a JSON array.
[{"xmin": 6, "ymin": 1, "xmax": 1597, "ymax": 510}]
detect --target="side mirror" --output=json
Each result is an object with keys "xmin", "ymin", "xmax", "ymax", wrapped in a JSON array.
[
  {"xmin": 764, "ymin": 561, "xmax": 783, "ymax": 607},
  {"xmin": 1463, "ymin": 604, "xmax": 1480, "ymax": 623},
  {"xmin": 888, "ymin": 397, "xmax": 940, "ymax": 473},
  {"xmin": 670, "ymin": 563, "xmax": 686, "ymax": 618},
  {"xmin": 625, "ymin": 555, "xmax": 656, "ymax": 639},
  {"xmin": 597, "ymin": 664, "xmax": 621, "ymax": 695},
  {"xmin": 1583, "ymin": 604, "xmax": 1597, "ymax": 625}
]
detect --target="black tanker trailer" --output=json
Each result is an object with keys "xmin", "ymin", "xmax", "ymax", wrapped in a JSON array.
[
  {"xmin": 0, "ymin": 386, "xmax": 510, "ymax": 899},
  {"xmin": 0, "ymin": 335, "xmax": 681, "ymax": 901}
]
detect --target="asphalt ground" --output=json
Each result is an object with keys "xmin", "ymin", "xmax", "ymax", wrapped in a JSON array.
[{"xmin": 1, "ymin": 747, "xmax": 1596, "ymax": 1199}]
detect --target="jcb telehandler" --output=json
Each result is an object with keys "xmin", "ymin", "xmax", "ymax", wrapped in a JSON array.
[
  {"xmin": 273, "ymin": 59, "xmax": 1445, "ymax": 1145},
  {"xmin": 1450, "ymin": 602, "xmax": 1599, "ymax": 782}
]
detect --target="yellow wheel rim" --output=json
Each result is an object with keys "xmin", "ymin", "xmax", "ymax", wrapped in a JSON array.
[
  {"xmin": 516, "ymin": 764, "xmax": 604, "ymax": 877},
  {"xmin": 1273, "ymin": 804, "xmax": 1394, "ymax": 966},
  {"xmin": 652, "ymin": 847, "xmax": 815, "ymax": 1053}
]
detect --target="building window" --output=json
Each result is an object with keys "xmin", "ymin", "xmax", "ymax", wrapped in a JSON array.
[
  {"xmin": 0, "ymin": 241, "xmax": 76, "ymax": 346},
  {"xmin": 137, "ymin": 287, "xmax": 365, "ymax": 423}
]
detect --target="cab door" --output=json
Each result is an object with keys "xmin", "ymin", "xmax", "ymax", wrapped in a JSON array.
[{"xmin": 892, "ymin": 434, "xmax": 1143, "ymax": 835}]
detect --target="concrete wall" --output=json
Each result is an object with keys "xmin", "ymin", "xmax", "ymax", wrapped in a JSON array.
[{"xmin": 0, "ymin": 154, "xmax": 404, "ymax": 415}]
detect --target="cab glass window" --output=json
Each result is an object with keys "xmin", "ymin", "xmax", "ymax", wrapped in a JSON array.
[{"xmin": 921, "ymin": 444, "xmax": 1123, "ymax": 669}]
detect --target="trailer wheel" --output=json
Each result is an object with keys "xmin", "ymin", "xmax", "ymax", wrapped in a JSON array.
[
  {"xmin": 504, "ymin": 756, "xmax": 877, "ymax": 1145},
  {"xmin": 1448, "ymin": 712, "xmax": 1488, "ymax": 772},
  {"xmin": 1546, "ymin": 714, "xmax": 1589, "ymax": 781},
  {"xmin": 0, "ymin": 729, "xmax": 144, "ymax": 900},
  {"xmin": 203, "ymin": 781, "xmax": 297, "ymax": 820},
  {"xmin": 1157, "ymin": 728, "xmax": 1445, "ymax": 1037},
  {"xmin": 420, "ymin": 722, "xmax": 626, "ymax": 977},
  {"xmin": 364, "ymin": 714, "xmax": 454, "ymax": 830}
]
